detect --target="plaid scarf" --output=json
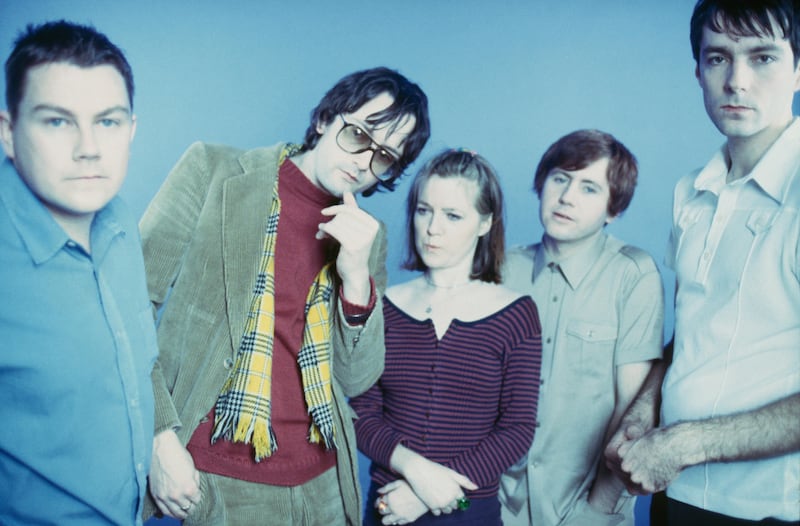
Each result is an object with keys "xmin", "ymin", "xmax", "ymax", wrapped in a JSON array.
[{"xmin": 211, "ymin": 145, "xmax": 336, "ymax": 461}]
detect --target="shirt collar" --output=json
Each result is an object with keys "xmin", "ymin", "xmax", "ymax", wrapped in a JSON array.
[
  {"xmin": 0, "ymin": 159, "xmax": 124, "ymax": 264},
  {"xmin": 694, "ymin": 117, "xmax": 800, "ymax": 204},
  {"xmin": 534, "ymin": 231, "xmax": 608, "ymax": 289}
]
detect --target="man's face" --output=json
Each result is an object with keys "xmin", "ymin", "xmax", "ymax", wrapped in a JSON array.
[
  {"xmin": 0, "ymin": 62, "xmax": 136, "ymax": 228},
  {"xmin": 696, "ymin": 22, "xmax": 800, "ymax": 146},
  {"xmin": 304, "ymin": 91, "xmax": 416, "ymax": 197},
  {"xmin": 539, "ymin": 157, "xmax": 615, "ymax": 251}
]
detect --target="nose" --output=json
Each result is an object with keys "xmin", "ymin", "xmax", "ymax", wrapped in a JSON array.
[
  {"xmin": 558, "ymin": 181, "xmax": 576, "ymax": 204},
  {"xmin": 725, "ymin": 58, "xmax": 750, "ymax": 93},
  {"xmin": 352, "ymin": 148, "xmax": 372, "ymax": 173},
  {"xmin": 426, "ymin": 212, "xmax": 443, "ymax": 235},
  {"xmin": 73, "ymin": 125, "xmax": 100, "ymax": 161}
]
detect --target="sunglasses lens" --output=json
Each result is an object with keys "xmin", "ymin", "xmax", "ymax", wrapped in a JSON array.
[
  {"xmin": 339, "ymin": 124, "xmax": 370, "ymax": 152},
  {"xmin": 370, "ymin": 150, "xmax": 395, "ymax": 178},
  {"xmin": 336, "ymin": 121, "xmax": 397, "ymax": 180}
]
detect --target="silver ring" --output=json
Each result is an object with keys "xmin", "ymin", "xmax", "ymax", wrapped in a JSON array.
[{"xmin": 180, "ymin": 504, "xmax": 191, "ymax": 511}]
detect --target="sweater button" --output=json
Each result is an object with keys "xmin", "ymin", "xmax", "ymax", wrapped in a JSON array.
[{"xmin": 223, "ymin": 357, "xmax": 234, "ymax": 369}]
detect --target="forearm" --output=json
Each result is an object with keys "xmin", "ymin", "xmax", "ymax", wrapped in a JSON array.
[
  {"xmin": 621, "ymin": 359, "xmax": 667, "ymax": 429},
  {"xmin": 350, "ymin": 386, "xmax": 404, "ymax": 468},
  {"xmin": 390, "ymin": 443, "xmax": 425, "ymax": 477},
  {"xmin": 668, "ymin": 392, "xmax": 800, "ymax": 467},
  {"xmin": 588, "ymin": 464, "xmax": 628, "ymax": 513}
]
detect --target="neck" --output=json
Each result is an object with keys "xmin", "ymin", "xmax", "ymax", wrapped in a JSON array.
[
  {"xmin": 424, "ymin": 266, "xmax": 473, "ymax": 289},
  {"xmin": 725, "ymin": 117, "xmax": 793, "ymax": 182},
  {"xmin": 542, "ymin": 229, "xmax": 602, "ymax": 261},
  {"xmin": 52, "ymin": 212, "xmax": 94, "ymax": 253}
]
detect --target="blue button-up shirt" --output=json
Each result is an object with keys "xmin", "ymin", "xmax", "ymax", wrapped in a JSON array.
[{"xmin": 0, "ymin": 160, "xmax": 157, "ymax": 525}]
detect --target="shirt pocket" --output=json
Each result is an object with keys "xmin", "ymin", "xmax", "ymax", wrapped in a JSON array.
[{"xmin": 564, "ymin": 320, "xmax": 617, "ymax": 381}]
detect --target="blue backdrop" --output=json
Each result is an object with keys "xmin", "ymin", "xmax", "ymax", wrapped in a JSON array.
[{"xmin": 2, "ymin": 1, "xmax": 798, "ymax": 524}]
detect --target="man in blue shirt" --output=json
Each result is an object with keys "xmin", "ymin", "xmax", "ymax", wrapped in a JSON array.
[{"xmin": 0, "ymin": 21, "xmax": 157, "ymax": 525}]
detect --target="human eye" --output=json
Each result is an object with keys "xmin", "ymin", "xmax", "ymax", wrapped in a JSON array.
[
  {"xmin": 44, "ymin": 117, "xmax": 69, "ymax": 127},
  {"xmin": 753, "ymin": 54, "xmax": 776, "ymax": 65},
  {"xmin": 446, "ymin": 212, "xmax": 463, "ymax": 221},
  {"xmin": 582, "ymin": 184, "xmax": 599, "ymax": 194},
  {"xmin": 415, "ymin": 205, "xmax": 430, "ymax": 216},
  {"xmin": 347, "ymin": 124, "xmax": 369, "ymax": 143},
  {"xmin": 98, "ymin": 118, "xmax": 120, "ymax": 127},
  {"xmin": 377, "ymin": 149, "xmax": 397, "ymax": 165},
  {"xmin": 550, "ymin": 172, "xmax": 568, "ymax": 184},
  {"xmin": 705, "ymin": 54, "xmax": 726, "ymax": 66}
]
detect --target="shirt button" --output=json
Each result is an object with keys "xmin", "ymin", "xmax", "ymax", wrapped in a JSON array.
[
  {"xmin": 200, "ymin": 416, "xmax": 209, "ymax": 424},
  {"xmin": 532, "ymin": 461, "xmax": 540, "ymax": 468},
  {"xmin": 353, "ymin": 336, "xmax": 360, "ymax": 344},
  {"xmin": 223, "ymin": 357, "xmax": 234, "ymax": 369},
  {"xmin": 540, "ymin": 378, "xmax": 545, "ymax": 386},
  {"xmin": 552, "ymin": 296, "xmax": 558, "ymax": 302},
  {"xmin": 130, "ymin": 398, "xmax": 138, "ymax": 408},
  {"xmin": 545, "ymin": 337, "xmax": 551, "ymax": 344},
  {"xmin": 136, "ymin": 463, "xmax": 144, "ymax": 472}
]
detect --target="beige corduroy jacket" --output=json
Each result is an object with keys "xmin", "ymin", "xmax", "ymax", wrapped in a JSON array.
[{"xmin": 139, "ymin": 142, "xmax": 387, "ymax": 525}]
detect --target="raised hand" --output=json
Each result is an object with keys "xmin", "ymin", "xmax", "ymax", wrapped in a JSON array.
[{"xmin": 317, "ymin": 191, "xmax": 378, "ymax": 305}]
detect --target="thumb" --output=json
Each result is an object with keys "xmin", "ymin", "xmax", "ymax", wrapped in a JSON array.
[
  {"xmin": 624, "ymin": 423, "xmax": 645, "ymax": 440},
  {"xmin": 342, "ymin": 191, "xmax": 358, "ymax": 207}
]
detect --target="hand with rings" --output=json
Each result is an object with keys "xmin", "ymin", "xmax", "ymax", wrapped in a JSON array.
[
  {"xmin": 376, "ymin": 496, "xmax": 391, "ymax": 516},
  {"xmin": 375, "ymin": 480, "xmax": 430, "ymax": 525}
]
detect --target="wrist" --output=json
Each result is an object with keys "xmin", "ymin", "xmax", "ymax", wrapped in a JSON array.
[
  {"xmin": 667, "ymin": 422, "xmax": 707, "ymax": 469},
  {"xmin": 341, "ymin": 274, "xmax": 371, "ymax": 306}
]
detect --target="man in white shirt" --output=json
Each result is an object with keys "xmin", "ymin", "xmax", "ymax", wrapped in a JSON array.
[{"xmin": 605, "ymin": 1, "xmax": 800, "ymax": 524}]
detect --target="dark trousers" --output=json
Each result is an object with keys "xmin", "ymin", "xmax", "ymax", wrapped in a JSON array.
[
  {"xmin": 363, "ymin": 482, "xmax": 502, "ymax": 526},
  {"xmin": 659, "ymin": 496, "xmax": 799, "ymax": 526}
]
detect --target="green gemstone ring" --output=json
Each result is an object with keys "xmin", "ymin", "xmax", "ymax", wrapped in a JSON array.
[{"xmin": 456, "ymin": 497, "xmax": 470, "ymax": 511}]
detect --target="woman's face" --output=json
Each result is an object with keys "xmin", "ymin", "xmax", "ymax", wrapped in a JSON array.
[{"xmin": 413, "ymin": 174, "xmax": 491, "ymax": 273}]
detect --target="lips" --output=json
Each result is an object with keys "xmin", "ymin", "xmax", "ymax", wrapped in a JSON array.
[
  {"xmin": 341, "ymin": 170, "xmax": 359, "ymax": 184},
  {"xmin": 552, "ymin": 211, "xmax": 573, "ymax": 222},
  {"xmin": 720, "ymin": 104, "xmax": 753, "ymax": 112}
]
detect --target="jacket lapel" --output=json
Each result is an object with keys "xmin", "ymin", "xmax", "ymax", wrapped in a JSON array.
[{"xmin": 221, "ymin": 145, "xmax": 282, "ymax": 350}]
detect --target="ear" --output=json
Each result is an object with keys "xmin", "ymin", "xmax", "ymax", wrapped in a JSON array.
[
  {"xmin": 129, "ymin": 114, "xmax": 137, "ymax": 143},
  {"xmin": 695, "ymin": 64, "xmax": 701, "ymax": 85},
  {"xmin": 793, "ymin": 62, "xmax": 800, "ymax": 92},
  {"xmin": 315, "ymin": 116, "xmax": 332, "ymax": 136},
  {"xmin": 605, "ymin": 213, "xmax": 617, "ymax": 226},
  {"xmin": 478, "ymin": 213, "xmax": 492, "ymax": 237},
  {"xmin": 0, "ymin": 111, "xmax": 14, "ymax": 160}
]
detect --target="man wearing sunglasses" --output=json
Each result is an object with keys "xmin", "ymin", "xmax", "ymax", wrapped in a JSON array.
[{"xmin": 139, "ymin": 67, "xmax": 430, "ymax": 526}]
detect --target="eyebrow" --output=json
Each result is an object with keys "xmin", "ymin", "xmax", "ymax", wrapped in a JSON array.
[
  {"xmin": 31, "ymin": 104, "xmax": 132, "ymax": 119},
  {"xmin": 702, "ymin": 43, "xmax": 785, "ymax": 56},
  {"xmin": 552, "ymin": 170, "xmax": 604, "ymax": 188}
]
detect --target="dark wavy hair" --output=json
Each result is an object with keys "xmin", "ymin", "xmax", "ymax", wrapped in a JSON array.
[
  {"xmin": 533, "ymin": 129, "xmax": 638, "ymax": 217},
  {"xmin": 301, "ymin": 67, "xmax": 430, "ymax": 196},
  {"xmin": 690, "ymin": 0, "xmax": 799, "ymax": 66},
  {"xmin": 5, "ymin": 20, "xmax": 134, "ymax": 119},
  {"xmin": 402, "ymin": 149, "xmax": 505, "ymax": 284}
]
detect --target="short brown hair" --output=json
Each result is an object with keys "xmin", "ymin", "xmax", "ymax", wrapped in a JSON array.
[{"xmin": 533, "ymin": 129, "xmax": 637, "ymax": 217}]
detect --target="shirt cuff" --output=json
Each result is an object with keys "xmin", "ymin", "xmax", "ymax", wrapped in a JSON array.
[{"xmin": 340, "ymin": 277, "xmax": 376, "ymax": 326}]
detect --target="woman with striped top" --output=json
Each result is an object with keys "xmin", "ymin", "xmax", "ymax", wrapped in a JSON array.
[{"xmin": 350, "ymin": 149, "xmax": 543, "ymax": 526}]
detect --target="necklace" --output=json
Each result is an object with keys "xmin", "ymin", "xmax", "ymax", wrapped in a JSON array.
[{"xmin": 423, "ymin": 275, "xmax": 474, "ymax": 314}]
